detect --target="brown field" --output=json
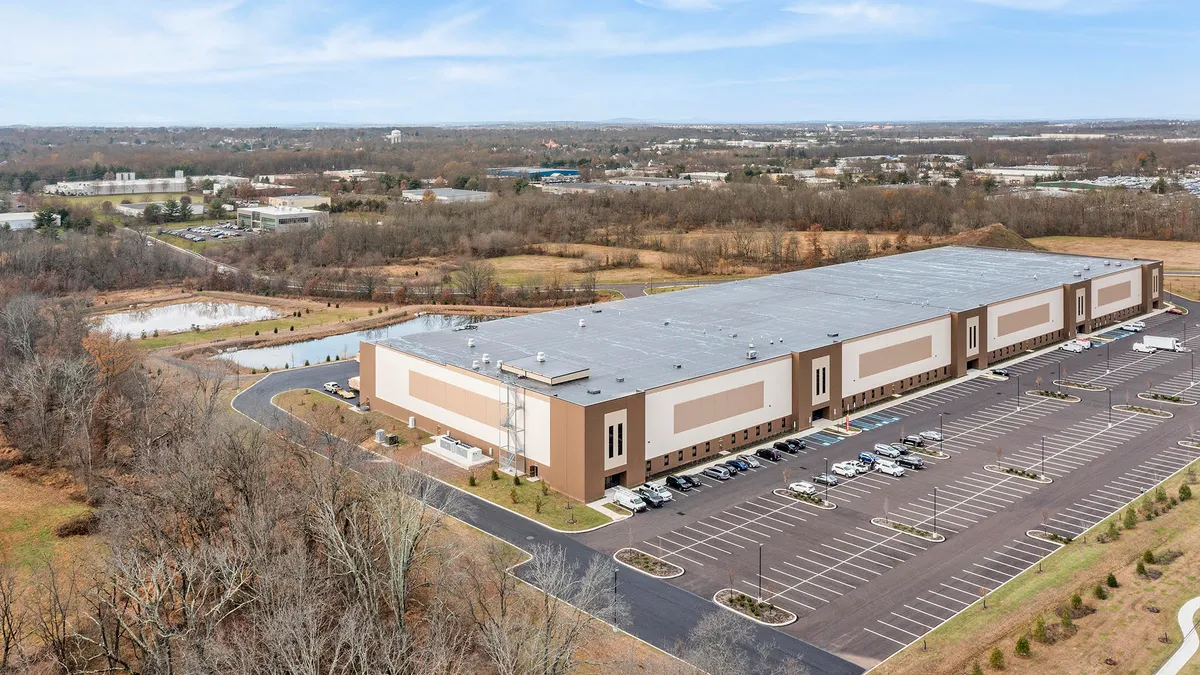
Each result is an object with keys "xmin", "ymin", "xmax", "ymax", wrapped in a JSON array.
[
  {"xmin": 0, "ymin": 470, "xmax": 99, "ymax": 571},
  {"xmin": 1029, "ymin": 236, "xmax": 1200, "ymax": 271},
  {"xmin": 875, "ymin": 463, "xmax": 1200, "ymax": 675},
  {"xmin": 1164, "ymin": 276, "xmax": 1200, "ymax": 301}
]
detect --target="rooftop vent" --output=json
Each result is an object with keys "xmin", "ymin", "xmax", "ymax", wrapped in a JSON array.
[
  {"xmin": 616, "ymin": 376, "xmax": 625, "ymax": 383},
  {"xmin": 1073, "ymin": 271, "xmax": 1082, "ymax": 277},
  {"xmin": 496, "ymin": 360, "xmax": 504, "ymax": 369},
  {"xmin": 1116, "ymin": 262, "xmax": 1122, "ymax": 267},
  {"xmin": 664, "ymin": 319, "xmax": 671, "ymax": 326},
  {"xmin": 748, "ymin": 342, "xmax": 755, "ymax": 349},
  {"xmin": 1104, "ymin": 260, "xmax": 1111, "ymax": 266},
  {"xmin": 673, "ymin": 364, "xmax": 683, "ymax": 369},
  {"xmin": 482, "ymin": 353, "xmax": 491, "ymax": 363},
  {"xmin": 536, "ymin": 351, "xmax": 546, "ymax": 362},
  {"xmin": 729, "ymin": 333, "xmax": 738, "ymax": 338},
  {"xmin": 467, "ymin": 338, "xmax": 476, "ymax": 348},
  {"xmin": 1083, "ymin": 264, "xmax": 1091, "ymax": 270},
  {"xmin": 827, "ymin": 332, "xmax": 839, "ymax": 338},
  {"xmin": 590, "ymin": 307, "xmax": 602, "ymax": 313},
  {"xmin": 471, "ymin": 360, "xmax": 480, "ymax": 370},
  {"xmin": 746, "ymin": 349, "xmax": 758, "ymax": 360},
  {"xmin": 578, "ymin": 318, "xmax": 586, "ymax": 328},
  {"xmin": 587, "ymin": 388, "xmax": 601, "ymax": 395}
]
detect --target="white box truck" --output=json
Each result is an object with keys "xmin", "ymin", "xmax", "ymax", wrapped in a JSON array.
[{"xmin": 1143, "ymin": 336, "xmax": 1186, "ymax": 352}]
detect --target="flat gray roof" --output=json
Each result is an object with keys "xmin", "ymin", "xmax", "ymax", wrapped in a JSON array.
[{"xmin": 373, "ymin": 246, "xmax": 1153, "ymax": 405}]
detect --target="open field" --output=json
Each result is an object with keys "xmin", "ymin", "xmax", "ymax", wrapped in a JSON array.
[
  {"xmin": 1165, "ymin": 276, "xmax": 1200, "ymax": 301},
  {"xmin": 874, "ymin": 462, "xmax": 1200, "ymax": 675},
  {"xmin": 274, "ymin": 389, "xmax": 611, "ymax": 531},
  {"xmin": 0, "ymin": 470, "xmax": 100, "ymax": 571},
  {"xmin": 1029, "ymin": 236, "xmax": 1200, "ymax": 271},
  {"xmin": 44, "ymin": 192, "xmax": 190, "ymax": 206}
]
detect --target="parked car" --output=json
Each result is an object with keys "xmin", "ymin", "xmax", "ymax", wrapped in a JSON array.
[
  {"xmin": 756, "ymin": 447, "xmax": 783, "ymax": 462},
  {"xmin": 337, "ymin": 388, "xmax": 356, "ymax": 400},
  {"xmin": 876, "ymin": 459, "xmax": 905, "ymax": 477},
  {"xmin": 890, "ymin": 443, "xmax": 911, "ymax": 456},
  {"xmin": 738, "ymin": 454, "xmax": 762, "ymax": 468},
  {"xmin": 612, "ymin": 488, "xmax": 647, "ymax": 512},
  {"xmin": 852, "ymin": 461, "xmax": 872, "ymax": 474},
  {"xmin": 812, "ymin": 473, "xmax": 839, "ymax": 486},
  {"xmin": 788, "ymin": 481, "xmax": 817, "ymax": 495},
  {"xmin": 726, "ymin": 458, "xmax": 750, "ymax": 472},
  {"xmin": 636, "ymin": 486, "xmax": 664, "ymax": 508},
  {"xmin": 774, "ymin": 441, "xmax": 796, "ymax": 455},
  {"xmin": 1128, "ymin": 320, "xmax": 1147, "ymax": 328},
  {"xmin": 990, "ymin": 368, "xmax": 1010, "ymax": 378},
  {"xmin": 1072, "ymin": 338, "xmax": 1092, "ymax": 350},
  {"xmin": 785, "ymin": 438, "xmax": 807, "ymax": 452},
  {"xmin": 858, "ymin": 452, "xmax": 878, "ymax": 466},
  {"xmin": 919, "ymin": 430, "xmax": 944, "ymax": 442},
  {"xmin": 666, "ymin": 475, "xmax": 696, "ymax": 491},
  {"xmin": 874, "ymin": 444, "xmax": 902, "ymax": 459},
  {"xmin": 1120, "ymin": 323, "xmax": 1144, "ymax": 333},
  {"xmin": 1133, "ymin": 342, "xmax": 1157, "ymax": 354},
  {"xmin": 1060, "ymin": 342, "xmax": 1084, "ymax": 353},
  {"xmin": 896, "ymin": 454, "xmax": 925, "ymax": 470},
  {"xmin": 831, "ymin": 461, "xmax": 858, "ymax": 478},
  {"xmin": 644, "ymin": 481, "xmax": 673, "ymax": 501},
  {"xmin": 902, "ymin": 435, "xmax": 926, "ymax": 448},
  {"xmin": 1166, "ymin": 307, "xmax": 1185, "ymax": 315},
  {"xmin": 702, "ymin": 466, "xmax": 731, "ymax": 481},
  {"xmin": 323, "ymin": 382, "xmax": 339, "ymax": 393}
]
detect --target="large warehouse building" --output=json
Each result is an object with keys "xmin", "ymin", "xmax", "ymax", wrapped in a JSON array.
[{"xmin": 359, "ymin": 247, "xmax": 1163, "ymax": 502}]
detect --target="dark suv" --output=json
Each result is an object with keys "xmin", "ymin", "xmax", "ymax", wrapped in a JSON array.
[
  {"xmin": 896, "ymin": 454, "xmax": 925, "ymax": 470},
  {"xmin": 666, "ymin": 474, "xmax": 700, "ymax": 491},
  {"xmin": 756, "ymin": 447, "xmax": 783, "ymax": 462},
  {"xmin": 636, "ymin": 486, "xmax": 665, "ymax": 507},
  {"xmin": 775, "ymin": 441, "xmax": 798, "ymax": 455},
  {"xmin": 786, "ymin": 438, "xmax": 807, "ymax": 452}
]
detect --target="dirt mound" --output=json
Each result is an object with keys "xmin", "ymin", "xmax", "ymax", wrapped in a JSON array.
[{"xmin": 948, "ymin": 223, "xmax": 1037, "ymax": 251}]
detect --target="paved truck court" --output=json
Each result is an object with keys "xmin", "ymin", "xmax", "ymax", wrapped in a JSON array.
[{"xmin": 575, "ymin": 302, "xmax": 1200, "ymax": 668}]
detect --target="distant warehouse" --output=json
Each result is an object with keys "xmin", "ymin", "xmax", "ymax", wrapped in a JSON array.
[
  {"xmin": 401, "ymin": 188, "xmax": 494, "ymax": 203},
  {"xmin": 359, "ymin": 247, "xmax": 1164, "ymax": 502},
  {"xmin": 0, "ymin": 212, "xmax": 57, "ymax": 230},
  {"xmin": 487, "ymin": 166, "xmax": 580, "ymax": 182},
  {"xmin": 236, "ymin": 206, "xmax": 321, "ymax": 231}
]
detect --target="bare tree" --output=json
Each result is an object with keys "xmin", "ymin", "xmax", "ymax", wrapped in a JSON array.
[
  {"xmin": 0, "ymin": 562, "xmax": 26, "ymax": 669},
  {"xmin": 452, "ymin": 259, "xmax": 497, "ymax": 302},
  {"xmin": 681, "ymin": 610, "xmax": 809, "ymax": 675}
]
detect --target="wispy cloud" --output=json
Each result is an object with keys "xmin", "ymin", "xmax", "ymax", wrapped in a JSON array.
[{"xmin": 969, "ymin": 0, "xmax": 1139, "ymax": 14}]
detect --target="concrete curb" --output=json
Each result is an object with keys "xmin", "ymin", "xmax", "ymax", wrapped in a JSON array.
[
  {"xmin": 1025, "ymin": 529, "xmax": 1071, "ymax": 546},
  {"xmin": 983, "ymin": 465, "xmax": 1053, "ymax": 484},
  {"xmin": 772, "ymin": 488, "xmax": 837, "ymax": 510},
  {"xmin": 1054, "ymin": 379, "xmax": 1106, "ymax": 392},
  {"xmin": 870, "ymin": 517, "xmax": 945, "ymax": 543},
  {"xmin": 1113, "ymin": 404, "xmax": 1175, "ymax": 419},
  {"xmin": 1025, "ymin": 390, "xmax": 1081, "ymax": 403},
  {"xmin": 1154, "ymin": 595, "xmax": 1200, "ymax": 675},
  {"xmin": 1138, "ymin": 393, "xmax": 1197, "ymax": 406},
  {"xmin": 712, "ymin": 589, "xmax": 797, "ymax": 627},
  {"xmin": 613, "ymin": 548, "xmax": 684, "ymax": 580}
]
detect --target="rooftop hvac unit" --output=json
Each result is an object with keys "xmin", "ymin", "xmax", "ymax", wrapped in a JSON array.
[
  {"xmin": 616, "ymin": 376, "xmax": 625, "ymax": 382},
  {"xmin": 482, "ymin": 353, "xmax": 490, "ymax": 363},
  {"xmin": 1104, "ymin": 261, "xmax": 1111, "ymax": 266},
  {"xmin": 591, "ymin": 306, "xmax": 602, "ymax": 313},
  {"xmin": 746, "ymin": 349, "xmax": 758, "ymax": 360},
  {"xmin": 578, "ymin": 318, "xmax": 586, "ymax": 327},
  {"xmin": 467, "ymin": 338, "xmax": 476, "ymax": 348},
  {"xmin": 673, "ymin": 364, "xmax": 683, "ymax": 369},
  {"xmin": 1083, "ymin": 265, "xmax": 1091, "ymax": 270},
  {"xmin": 748, "ymin": 342, "xmax": 755, "ymax": 349},
  {"xmin": 375, "ymin": 429, "xmax": 388, "ymax": 444},
  {"xmin": 536, "ymin": 351, "xmax": 546, "ymax": 362},
  {"xmin": 1073, "ymin": 271, "xmax": 1082, "ymax": 277},
  {"xmin": 472, "ymin": 360, "xmax": 480, "ymax": 370},
  {"xmin": 587, "ymin": 388, "xmax": 601, "ymax": 395},
  {"xmin": 1116, "ymin": 262, "xmax": 1122, "ymax": 267},
  {"xmin": 496, "ymin": 360, "xmax": 504, "ymax": 369}
]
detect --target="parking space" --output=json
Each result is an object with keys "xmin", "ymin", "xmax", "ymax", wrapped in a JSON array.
[{"xmin": 576, "ymin": 305, "xmax": 1200, "ymax": 666}]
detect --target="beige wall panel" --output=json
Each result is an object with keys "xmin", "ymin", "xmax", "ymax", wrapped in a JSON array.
[
  {"xmin": 858, "ymin": 336, "xmax": 933, "ymax": 378},
  {"xmin": 375, "ymin": 347, "xmax": 503, "ymax": 447},
  {"xmin": 1097, "ymin": 281, "xmax": 1130, "ymax": 307},
  {"xmin": 841, "ymin": 316, "xmax": 951, "ymax": 397},
  {"xmin": 1091, "ymin": 268, "xmax": 1143, "ymax": 317},
  {"xmin": 996, "ymin": 303, "xmax": 1050, "ymax": 337},
  {"xmin": 672, "ymin": 382, "xmax": 764, "ymax": 434}
]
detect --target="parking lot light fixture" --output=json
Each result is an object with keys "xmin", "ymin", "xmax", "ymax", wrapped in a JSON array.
[
  {"xmin": 758, "ymin": 543, "xmax": 763, "ymax": 602},
  {"xmin": 1041, "ymin": 436, "xmax": 1046, "ymax": 477},
  {"xmin": 1108, "ymin": 389, "xmax": 1112, "ymax": 428},
  {"xmin": 824, "ymin": 457, "xmax": 829, "ymax": 502},
  {"xmin": 933, "ymin": 487, "xmax": 937, "ymax": 537},
  {"xmin": 939, "ymin": 413, "xmax": 945, "ymax": 455},
  {"xmin": 1016, "ymin": 375, "xmax": 1020, "ymax": 410}
]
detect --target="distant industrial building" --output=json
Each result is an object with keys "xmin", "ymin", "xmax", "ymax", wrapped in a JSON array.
[
  {"xmin": 386, "ymin": 129, "xmax": 403, "ymax": 144},
  {"xmin": 540, "ymin": 182, "xmax": 645, "ymax": 195},
  {"xmin": 0, "ymin": 212, "xmax": 57, "ymax": 230},
  {"xmin": 610, "ymin": 176, "xmax": 693, "ymax": 189},
  {"xmin": 487, "ymin": 167, "xmax": 580, "ymax": 182},
  {"xmin": 43, "ymin": 171, "xmax": 248, "ymax": 196},
  {"xmin": 359, "ymin": 247, "xmax": 1163, "ymax": 501},
  {"xmin": 401, "ymin": 188, "xmax": 494, "ymax": 203},
  {"xmin": 973, "ymin": 165, "xmax": 1077, "ymax": 185},
  {"xmin": 267, "ymin": 194, "xmax": 331, "ymax": 209},
  {"xmin": 236, "ymin": 206, "xmax": 321, "ymax": 231},
  {"xmin": 114, "ymin": 201, "xmax": 202, "ymax": 218}
]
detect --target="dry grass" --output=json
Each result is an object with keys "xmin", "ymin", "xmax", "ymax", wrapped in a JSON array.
[
  {"xmin": 1029, "ymin": 236, "xmax": 1200, "ymax": 271},
  {"xmin": 1165, "ymin": 276, "xmax": 1200, "ymax": 301},
  {"xmin": 0, "ymin": 471, "xmax": 99, "ymax": 571},
  {"xmin": 873, "ymin": 463, "xmax": 1200, "ymax": 675}
]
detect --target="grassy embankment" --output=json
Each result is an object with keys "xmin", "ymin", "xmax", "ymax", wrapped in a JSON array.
[
  {"xmin": 874, "ymin": 460, "xmax": 1200, "ymax": 675},
  {"xmin": 1029, "ymin": 236, "xmax": 1200, "ymax": 273},
  {"xmin": 273, "ymin": 389, "xmax": 610, "ymax": 531}
]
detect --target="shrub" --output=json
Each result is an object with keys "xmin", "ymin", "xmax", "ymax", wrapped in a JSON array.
[
  {"xmin": 491, "ymin": 469, "xmax": 500, "ymax": 481},
  {"xmin": 326, "ymin": 355, "xmax": 331, "ymax": 362},
  {"xmin": 1137, "ymin": 560, "xmax": 1147, "ymax": 576},
  {"xmin": 972, "ymin": 664, "xmax": 984, "ymax": 675},
  {"xmin": 290, "ymin": 325, "xmax": 294, "ymax": 331},
  {"xmin": 1143, "ymin": 549, "xmax": 1155, "ymax": 564},
  {"xmin": 303, "ymin": 359, "xmax": 310, "ymax": 366},
  {"xmin": 1106, "ymin": 520, "xmax": 1120, "ymax": 540},
  {"xmin": 54, "ymin": 512, "xmax": 99, "ymax": 538},
  {"xmin": 510, "ymin": 487, "xmax": 519, "ymax": 504},
  {"xmin": 1155, "ymin": 486, "xmax": 1168, "ymax": 503},
  {"xmin": 1093, "ymin": 584, "xmax": 1108, "ymax": 600},
  {"xmin": 1123, "ymin": 508, "xmax": 1138, "ymax": 530},
  {"xmin": 273, "ymin": 327, "xmax": 279, "ymax": 334},
  {"xmin": 468, "ymin": 473, "xmax": 477, "ymax": 486},
  {"xmin": 1106, "ymin": 572, "xmax": 1119, "ymax": 588},
  {"xmin": 1014, "ymin": 636, "xmax": 1030, "ymax": 658},
  {"xmin": 513, "ymin": 475, "xmax": 522, "ymax": 486},
  {"xmin": 1181, "ymin": 483, "xmax": 1193, "ymax": 501},
  {"xmin": 541, "ymin": 481, "xmax": 549, "ymax": 496},
  {"xmin": 254, "ymin": 330, "xmax": 260, "ymax": 335},
  {"xmin": 989, "ymin": 647, "xmax": 1005, "ymax": 669},
  {"xmin": 1070, "ymin": 593, "xmax": 1083, "ymax": 610},
  {"xmin": 1060, "ymin": 608, "xmax": 1074, "ymax": 630},
  {"xmin": 534, "ymin": 495, "xmax": 544, "ymax": 514},
  {"xmin": 1032, "ymin": 615, "xmax": 1048, "ymax": 643}
]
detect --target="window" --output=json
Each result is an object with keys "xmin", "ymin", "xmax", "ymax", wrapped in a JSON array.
[
  {"xmin": 617, "ymin": 423, "xmax": 624, "ymax": 456},
  {"xmin": 705, "ymin": 441, "xmax": 710, "ymax": 452},
  {"xmin": 755, "ymin": 425, "xmax": 761, "ymax": 436},
  {"xmin": 743, "ymin": 430, "xmax": 748, "ymax": 441},
  {"xmin": 731, "ymin": 434, "xmax": 736, "ymax": 444},
  {"xmin": 692, "ymin": 445, "xmax": 697, "ymax": 457},
  {"xmin": 814, "ymin": 366, "xmax": 828, "ymax": 397},
  {"xmin": 678, "ymin": 450, "xmax": 683, "ymax": 462},
  {"xmin": 664, "ymin": 454, "xmax": 670, "ymax": 466},
  {"xmin": 646, "ymin": 460, "xmax": 651, "ymax": 472},
  {"xmin": 608, "ymin": 426, "xmax": 614, "ymax": 459},
  {"xmin": 767, "ymin": 421, "xmax": 773, "ymax": 433},
  {"xmin": 529, "ymin": 465, "xmax": 539, "ymax": 478}
]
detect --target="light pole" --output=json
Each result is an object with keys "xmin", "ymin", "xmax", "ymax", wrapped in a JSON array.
[
  {"xmin": 933, "ymin": 486, "xmax": 937, "ymax": 537},
  {"xmin": 1106, "ymin": 341, "xmax": 1111, "ymax": 375},
  {"xmin": 824, "ymin": 457, "xmax": 830, "ymax": 502},
  {"xmin": 758, "ymin": 543, "xmax": 763, "ymax": 601},
  {"xmin": 1108, "ymin": 389, "xmax": 1113, "ymax": 427},
  {"xmin": 939, "ymin": 412, "xmax": 945, "ymax": 456},
  {"xmin": 1041, "ymin": 436, "xmax": 1045, "ymax": 478},
  {"xmin": 1016, "ymin": 374, "xmax": 1021, "ymax": 410}
]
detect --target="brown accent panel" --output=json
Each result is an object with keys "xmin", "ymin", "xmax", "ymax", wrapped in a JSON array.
[
  {"xmin": 672, "ymin": 382, "xmax": 765, "ymax": 434},
  {"xmin": 409, "ymin": 371, "xmax": 500, "ymax": 428},
  {"xmin": 1097, "ymin": 280, "xmax": 1131, "ymax": 307},
  {"xmin": 996, "ymin": 303, "xmax": 1050, "ymax": 337},
  {"xmin": 858, "ymin": 336, "xmax": 933, "ymax": 379}
]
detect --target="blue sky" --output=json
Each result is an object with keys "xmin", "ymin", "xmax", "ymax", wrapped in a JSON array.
[{"xmin": 1, "ymin": 0, "xmax": 1196, "ymax": 125}]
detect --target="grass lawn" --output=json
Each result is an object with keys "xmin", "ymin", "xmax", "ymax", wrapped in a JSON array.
[
  {"xmin": 272, "ymin": 389, "xmax": 611, "ymax": 532},
  {"xmin": 645, "ymin": 285, "xmax": 695, "ymax": 295},
  {"xmin": 49, "ymin": 192, "xmax": 190, "ymax": 206},
  {"xmin": 1029, "ymin": 236, "xmax": 1200, "ymax": 272},
  {"xmin": 1165, "ymin": 276, "xmax": 1200, "ymax": 301},
  {"xmin": 0, "ymin": 471, "xmax": 100, "ymax": 570},
  {"xmin": 874, "ymin": 461, "xmax": 1200, "ymax": 675},
  {"xmin": 134, "ymin": 304, "xmax": 391, "ymax": 350}
]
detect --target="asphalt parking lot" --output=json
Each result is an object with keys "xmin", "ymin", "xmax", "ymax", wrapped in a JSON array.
[{"xmin": 575, "ymin": 305, "xmax": 1200, "ymax": 668}]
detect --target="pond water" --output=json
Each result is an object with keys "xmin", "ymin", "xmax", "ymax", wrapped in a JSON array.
[
  {"xmin": 215, "ymin": 313, "xmax": 490, "ymax": 371},
  {"xmin": 97, "ymin": 301, "xmax": 281, "ymax": 337}
]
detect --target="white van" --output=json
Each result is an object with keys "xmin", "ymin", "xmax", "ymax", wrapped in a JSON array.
[
  {"xmin": 611, "ymin": 487, "xmax": 647, "ymax": 513},
  {"xmin": 876, "ymin": 459, "xmax": 905, "ymax": 477}
]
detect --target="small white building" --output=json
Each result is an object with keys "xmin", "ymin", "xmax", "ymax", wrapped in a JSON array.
[
  {"xmin": 386, "ymin": 130, "xmax": 403, "ymax": 144},
  {"xmin": 236, "ymin": 206, "xmax": 321, "ymax": 231},
  {"xmin": 0, "ymin": 212, "xmax": 58, "ymax": 230},
  {"xmin": 267, "ymin": 194, "xmax": 331, "ymax": 209},
  {"xmin": 401, "ymin": 188, "xmax": 493, "ymax": 203}
]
